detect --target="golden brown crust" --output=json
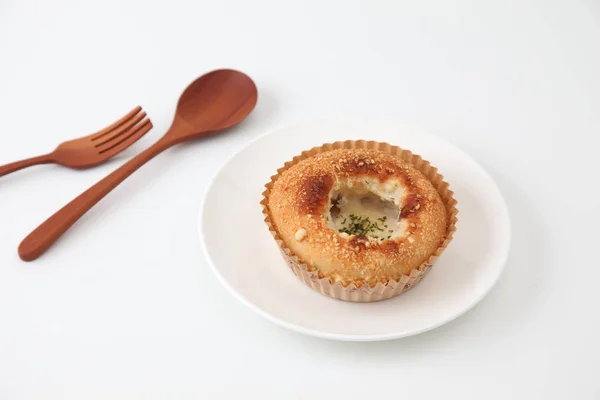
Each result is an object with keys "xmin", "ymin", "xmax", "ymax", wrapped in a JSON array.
[{"xmin": 266, "ymin": 148, "xmax": 448, "ymax": 288}]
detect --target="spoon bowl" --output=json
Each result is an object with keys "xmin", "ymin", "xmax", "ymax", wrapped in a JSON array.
[
  {"xmin": 19, "ymin": 69, "xmax": 258, "ymax": 261},
  {"xmin": 168, "ymin": 69, "xmax": 258, "ymax": 141}
]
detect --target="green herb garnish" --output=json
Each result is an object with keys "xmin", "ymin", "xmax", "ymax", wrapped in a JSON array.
[{"xmin": 337, "ymin": 215, "xmax": 387, "ymax": 238}]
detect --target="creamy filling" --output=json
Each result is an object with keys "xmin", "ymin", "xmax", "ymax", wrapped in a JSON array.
[{"xmin": 326, "ymin": 179, "xmax": 407, "ymax": 241}]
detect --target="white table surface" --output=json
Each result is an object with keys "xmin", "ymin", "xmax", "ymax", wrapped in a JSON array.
[{"xmin": 1, "ymin": 0, "xmax": 598, "ymax": 398}]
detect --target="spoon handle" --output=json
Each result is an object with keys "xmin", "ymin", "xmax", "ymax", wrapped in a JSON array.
[
  {"xmin": 18, "ymin": 137, "xmax": 174, "ymax": 261},
  {"xmin": 0, "ymin": 154, "xmax": 54, "ymax": 177}
]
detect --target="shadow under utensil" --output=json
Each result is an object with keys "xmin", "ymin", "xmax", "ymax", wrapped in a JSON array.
[
  {"xmin": 0, "ymin": 162, "xmax": 61, "ymax": 187},
  {"xmin": 167, "ymin": 85, "xmax": 280, "ymax": 156},
  {"xmin": 0, "ymin": 137, "xmax": 152, "ymax": 189}
]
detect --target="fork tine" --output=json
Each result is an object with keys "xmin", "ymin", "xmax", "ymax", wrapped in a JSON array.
[
  {"xmin": 96, "ymin": 119, "xmax": 153, "ymax": 158},
  {"xmin": 92, "ymin": 111, "xmax": 147, "ymax": 146},
  {"xmin": 90, "ymin": 106, "xmax": 143, "ymax": 140}
]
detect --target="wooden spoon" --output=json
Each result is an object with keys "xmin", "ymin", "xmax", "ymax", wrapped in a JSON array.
[{"xmin": 18, "ymin": 69, "xmax": 258, "ymax": 261}]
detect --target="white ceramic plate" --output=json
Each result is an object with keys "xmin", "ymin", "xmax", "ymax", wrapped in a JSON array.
[{"xmin": 199, "ymin": 117, "xmax": 510, "ymax": 341}]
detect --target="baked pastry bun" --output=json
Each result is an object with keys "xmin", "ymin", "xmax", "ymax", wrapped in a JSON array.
[{"xmin": 262, "ymin": 141, "xmax": 457, "ymax": 302}]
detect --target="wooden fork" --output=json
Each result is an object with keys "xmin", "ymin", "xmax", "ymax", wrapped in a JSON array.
[{"xmin": 0, "ymin": 106, "xmax": 153, "ymax": 177}]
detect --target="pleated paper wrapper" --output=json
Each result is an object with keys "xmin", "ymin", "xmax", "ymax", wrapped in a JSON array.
[{"xmin": 260, "ymin": 140, "xmax": 458, "ymax": 302}]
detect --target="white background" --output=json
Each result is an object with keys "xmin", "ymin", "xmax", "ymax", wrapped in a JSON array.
[{"xmin": 0, "ymin": 0, "xmax": 598, "ymax": 398}]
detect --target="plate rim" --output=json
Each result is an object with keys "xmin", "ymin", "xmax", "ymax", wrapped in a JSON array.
[{"xmin": 198, "ymin": 117, "xmax": 511, "ymax": 341}]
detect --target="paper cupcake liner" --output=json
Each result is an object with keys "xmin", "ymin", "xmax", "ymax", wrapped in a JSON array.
[{"xmin": 260, "ymin": 140, "xmax": 458, "ymax": 303}]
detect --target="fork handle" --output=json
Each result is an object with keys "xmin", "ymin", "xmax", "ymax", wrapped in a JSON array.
[
  {"xmin": 0, "ymin": 154, "xmax": 54, "ymax": 177},
  {"xmin": 18, "ymin": 137, "xmax": 175, "ymax": 261}
]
